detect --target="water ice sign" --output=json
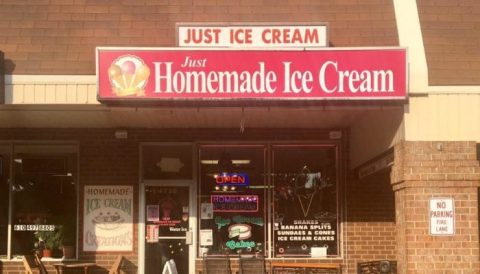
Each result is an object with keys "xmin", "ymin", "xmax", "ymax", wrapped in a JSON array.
[{"xmin": 429, "ymin": 198, "xmax": 455, "ymax": 236}]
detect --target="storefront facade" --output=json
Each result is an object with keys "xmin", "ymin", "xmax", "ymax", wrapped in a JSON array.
[{"xmin": 1, "ymin": 1, "xmax": 479, "ymax": 274}]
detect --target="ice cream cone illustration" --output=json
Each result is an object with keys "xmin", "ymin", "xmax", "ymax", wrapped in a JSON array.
[{"xmin": 108, "ymin": 55, "xmax": 150, "ymax": 96}]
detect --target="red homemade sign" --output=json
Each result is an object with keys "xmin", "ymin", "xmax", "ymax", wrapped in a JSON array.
[{"xmin": 96, "ymin": 48, "xmax": 407, "ymax": 101}]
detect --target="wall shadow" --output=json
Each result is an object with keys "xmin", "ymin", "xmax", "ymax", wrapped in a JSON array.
[
  {"xmin": 0, "ymin": 52, "xmax": 4, "ymax": 104},
  {"xmin": 1, "ymin": 55, "xmax": 16, "ymax": 104},
  {"xmin": 346, "ymin": 168, "xmax": 395, "ymax": 223},
  {"xmin": 121, "ymin": 257, "xmax": 137, "ymax": 274}
]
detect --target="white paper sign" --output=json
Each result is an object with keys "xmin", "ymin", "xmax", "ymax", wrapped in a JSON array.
[
  {"xmin": 146, "ymin": 225, "xmax": 159, "ymax": 243},
  {"xmin": 311, "ymin": 246, "xmax": 327, "ymax": 258},
  {"xmin": 201, "ymin": 203, "xmax": 213, "ymax": 219},
  {"xmin": 429, "ymin": 197, "xmax": 455, "ymax": 236},
  {"xmin": 200, "ymin": 229, "xmax": 213, "ymax": 246},
  {"xmin": 83, "ymin": 185, "xmax": 134, "ymax": 251}
]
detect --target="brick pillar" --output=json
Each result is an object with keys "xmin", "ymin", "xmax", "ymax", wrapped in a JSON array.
[{"xmin": 391, "ymin": 141, "xmax": 480, "ymax": 273}]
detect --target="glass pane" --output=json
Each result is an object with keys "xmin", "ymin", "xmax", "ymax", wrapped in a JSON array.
[
  {"xmin": 198, "ymin": 145, "xmax": 266, "ymax": 256},
  {"xmin": 142, "ymin": 145, "xmax": 193, "ymax": 180},
  {"xmin": 145, "ymin": 239, "xmax": 188, "ymax": 274},
  {"xmin": 272, "ymin": 145, "xmax": 338, "ymax": 257},
  {"xmin": 0, "ymin": 147, "xmax": 10, "ymax": 259},
  {"xmin": 11, "ymin": 153, "xmax": 77, "ymax": 259},
  {"xmin": 144, "ymin": 186, "xmax": 190, "ymax": 274}
]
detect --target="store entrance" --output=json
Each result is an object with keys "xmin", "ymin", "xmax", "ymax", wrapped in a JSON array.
[
  {"xmin": 144, "ymin": 185, "xmax": 192, "ymax": 274},
  {"xmin": 0, "ymin": 145, "xmax": 10, "ymax": 259}
]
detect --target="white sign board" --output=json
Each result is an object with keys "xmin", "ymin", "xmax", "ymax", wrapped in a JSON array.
[
  {"xmin": 146, "ymin": 225, "xmax": 159, "ymax": 243},
  {"xmin": 83, "ymin": 185, "xmax": 134, "ymax": 251},
  {"xmin": 429, "ymin": 197, "xmax": 455, "ymax": 236},
  {"xmin": 200, "ymin": 229, "xmax": 213, "ymax": 246},
  {"xmin": 177, "ymin": 24, "xmax": 328, "ymax": 48}
]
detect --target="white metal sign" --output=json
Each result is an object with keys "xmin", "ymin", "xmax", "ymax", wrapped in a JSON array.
[
  {"xmin": 429, "ymin": 197, "xmax": 455, "ymax": 236},
  {"xmin": 177, "ymin": 24, "xmax": 328, "ymax": 47}
]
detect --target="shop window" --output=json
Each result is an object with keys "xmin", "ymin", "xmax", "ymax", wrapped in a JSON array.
[
  {"xmin": 0, "ymin": 145, "xmax": 78, "ymax": 260},
  {"xmin": 272, "ymin": 145, "xmax": 338, "ymax": 257},
  {"xmin": 198, "ymin": 145, "xmax": 266, "ymax": 255},
  {"xmin": 0, "ymin": 148, "xmax": 9, "ymax": 259},
  {"xmin": 142, "ymin": 144, "xmax": 193, "ymax": 180}
]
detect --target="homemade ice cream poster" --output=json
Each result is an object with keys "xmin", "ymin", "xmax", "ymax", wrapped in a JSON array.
[{"xmin": 83, "ymin": 185, "xmax": 133, "ymax": 251}]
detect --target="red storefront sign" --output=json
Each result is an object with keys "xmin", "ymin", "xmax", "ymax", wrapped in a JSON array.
[{"xmin": 97, "ymin": 48, "xmax": 407, "ymax": 102}]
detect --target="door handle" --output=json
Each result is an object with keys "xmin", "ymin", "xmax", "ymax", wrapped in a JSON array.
[{"xmin": 185, "ymin": 230, "xmax": 193, "ymax": 245}]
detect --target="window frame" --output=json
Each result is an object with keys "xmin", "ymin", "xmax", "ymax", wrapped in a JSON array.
[
  {"xmin": 0, "ymin": 142, "xmax": 79, "ymax": 261},
  {"xmin": 271, "ymin": 143, "xmax": 340, "ymax": 257},
  {"xmin": 198, "ymin": 144, "xmax": 268, "ymax": 256},
  {"xmin": 196, "ymin": 140, "xmax": 344, "ymax": 259}
]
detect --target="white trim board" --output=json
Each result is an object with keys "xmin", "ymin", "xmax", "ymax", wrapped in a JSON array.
[
  {"xmin": 393, "ymin": 0, "xmax": 428, "ymax": 94},
  {"xmin": 5, "ymin": 75, "xmax": 96, "ymax": 85}
]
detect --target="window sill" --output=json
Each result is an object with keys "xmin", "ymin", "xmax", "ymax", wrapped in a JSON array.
[{"xmin": 1, "ymin": 257, "xmax": 78, "ymax": 262}]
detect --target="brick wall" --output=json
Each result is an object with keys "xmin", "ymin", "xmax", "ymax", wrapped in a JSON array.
[
  {"xmin": 391, "ymin": 141, "xmax": 480, "ymax": 274},
  {"xmin": 344, "ymin": 169, "xmax": 397, "ymax": 274},
  {"xmin": 0, "ymin": 0, "xmax": 398, "ymax": 74},
  {"xmin": 417, "ymin": 0, "xmax": 480, "ymax": 85}
]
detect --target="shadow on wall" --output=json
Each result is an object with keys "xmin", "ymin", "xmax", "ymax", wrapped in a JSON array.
[
  {"xmin": 121, "ymin": 257, "xmax": 138, "ymax": 274},
  {"xmin": 93, "ymin": 257, "xmax": 137, "ymax": 274},
  {"xmin": 0, "ymin": 52, "xmax": 3, "ymax": 104},
  {"xmin": 4, "ymin": 59, "xmax": 15, "ymax": 74},
  {"xmin": 0, "ymin": 51, "xmax": 16, "ymax": 104},
  {"xmin": 477, "ymin": 143, "xmax": 480, "ymax": 161},
  {"xmin": 346, "ymin": 168, "xmax": 396, "ymax": 222}
]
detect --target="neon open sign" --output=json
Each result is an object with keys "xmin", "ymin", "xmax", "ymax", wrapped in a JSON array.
[{"xmin": 215, "ymin": 173, "xmax": 249, "ymax": 186}]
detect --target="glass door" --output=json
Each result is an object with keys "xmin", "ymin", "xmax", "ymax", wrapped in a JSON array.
[
  {"xmin": 144, "ymin": 185, "xmax": 192, "ymax": 274},
  {"xmin": 0, "ymin": 145, "xmax": 11, "ymax": 259}
]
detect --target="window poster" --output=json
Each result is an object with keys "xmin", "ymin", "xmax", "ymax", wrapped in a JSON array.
[
  {"xmin": 147, "ymin": 205, "xmax": 160, "ymax": 222},
  {"xmin": 145, "ymin": 186, "xmax": 190, "ymax": 237},
  {"xmin": 83, "ymin": 185, "xmax": 134, "ymax": 252}
]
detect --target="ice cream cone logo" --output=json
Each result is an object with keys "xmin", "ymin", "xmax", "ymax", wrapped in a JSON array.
[{"xmin": 108, "ymin": 55, "xmax": 150, "ymax": 97}]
